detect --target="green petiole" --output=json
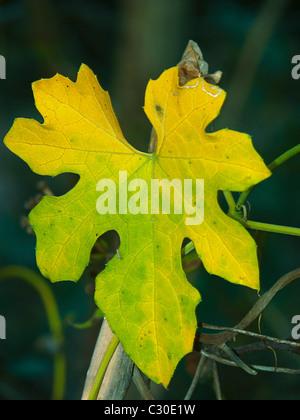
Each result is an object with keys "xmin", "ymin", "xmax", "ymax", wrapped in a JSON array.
[
  {"xmin": 236, "ymin": 143, "xmax": 300, "ymax": 212},
  {"xmin": 243, "ymin": 220, "xmax": 300, "ymax": 237},
  {"xmin": 88, "ymin": 334, "xmax": 120, "ymax": 400},
  {"xmin": 183, "ymin": 144, "xmax": 300, "ymax": 258}
]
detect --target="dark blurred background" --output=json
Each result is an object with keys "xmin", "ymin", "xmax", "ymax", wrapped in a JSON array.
[{"xmin": 0, "ymin": 0, "xmax": 299, "ymax": 400}]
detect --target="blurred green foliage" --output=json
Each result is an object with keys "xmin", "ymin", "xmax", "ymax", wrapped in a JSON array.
[{"xmin": 0, "ymin": 0, "xmax": 299, "ymax": 400}]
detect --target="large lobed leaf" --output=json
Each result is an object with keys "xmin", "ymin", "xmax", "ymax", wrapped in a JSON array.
[{"xmin": 4, "ymin": 65, "xmax": 271, "ymax": 387}]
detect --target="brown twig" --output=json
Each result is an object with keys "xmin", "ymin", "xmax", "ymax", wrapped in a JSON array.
[
  {"xmin": 201, "ymin": 348, "xmax": 300, "ymax": 376},
  {"xmin": 132, "ymin": 367, "xmax": 155, "ymax": 400},
  {"xmin": 184, "ymin": 354, "xmax": 207, "ymax": 400},
  {"xmin": 199, "ymin": 323, "xmax": 300, "ymax": 350},
  {"xmin": 210, "ymin": 360, "xmax": 222, "ymax": 401},
  {"xmin": 234, "ymin": 340, "xmax": 300, "ymax": 357},
  {"xmin": 196, "ymin": 269, "xmax": 300, "ymax": 347},
  {"xmin": 186, "ymin": 270, "xmax": 300, "ymax": 398}
]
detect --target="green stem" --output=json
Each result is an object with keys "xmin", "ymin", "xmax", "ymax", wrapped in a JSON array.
[
  {"xmin": 235, "ymin": 186, "xmax": 255, "ymax": 213},
  {"xmin": 181, "ymin": 146, "xmax": 300, "ymax": 261},
  {"xmin": 88, "ymin": 334, "xmax": 120, "ymax": 400},
  {"xmin": 236, "ymin": 143, "xmax": 300, "ymax": 211},
  {"xmin": 0, "ymin": 266, "xmax": 66, "ymax": 400},
  {"xmin": 68, "ymin": 308, "xmax": 103, "ymax": 330},
  {"xmin": 268, "ymin": 144, "xmax": 300, "ymax": 172},
  {"xmin": 183, "ymin": 218, "xmax": 300, "ymax": 258},
  {"xmin": 243, "ymin": 220, "xmax": 300, "ymax": 237},
  {"xmin": 223, "ymin": 190, "xmax": 237, "ymax": 217}
]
